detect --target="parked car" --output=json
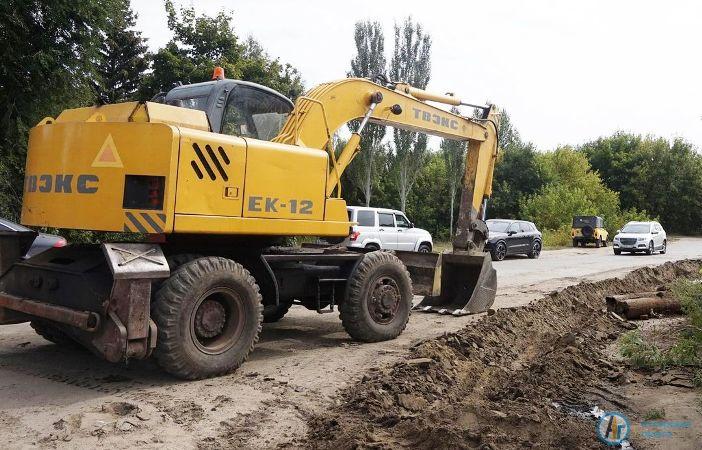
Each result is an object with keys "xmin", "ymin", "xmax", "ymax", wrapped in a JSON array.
[
  {"xmin": 0, "ymin": 218, "xmax": 66, "ymax": 258},
  {"xmin": 343, "ymin": 206, "xmax": 433, "ymax": 252},
  {"xmin": 612, "ymin": 221, "xmax": 667, "ymax": 255},
  {"xmin": 571, "ymin": 215, "xmax": 608, "ymax": 247},
  {"xmin": 486, "ymin": 219, "xmax": 542, "ymax": 261}
]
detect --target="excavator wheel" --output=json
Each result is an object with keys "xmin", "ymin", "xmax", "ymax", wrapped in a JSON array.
[
  {"xmin": 339, "ymin": 251, "xmax": 412, "ymax": 342},
  {"xmin": 263, "ymin": 302, "xmax": 293, "ymax": 323},
  {"xmin": 30, "ymin": 320, "xmax": 77, "ymax": 347},
  {"xmin": 152, "ymin": 257, "xmax": 263, "ymax": 379}
]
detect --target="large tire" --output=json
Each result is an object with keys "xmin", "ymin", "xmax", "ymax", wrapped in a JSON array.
[
  {"xmin": 152, "ymin": 257, "xmax": 263, "ymax": 379},
  {"xmin": 595, "ymin": 237, "xmax": 602, "ymax": 248},
  {"xmin": 263, "ymin": 302, "xmax": 293, "ymax": 323},
  {"xmin": 30, "ymin": 321, "xmax": 76, "ymax": 346},
  {"xmin": 339, "ymin": 251, "xmax": 412, "ymax": 342},
  {"xmin": 491, "ymin": 241, "xmax": 507, "ymax": 261},
  {"xmin": 572, "ymin": 239, "xmax": 578, "ymax": 248}
]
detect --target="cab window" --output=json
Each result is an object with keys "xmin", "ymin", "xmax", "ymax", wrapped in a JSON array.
[
  {"xmin": 519, "ymin": 222, "xmax": 531, "ymax": 232},
  {"xmin": 221, "ymin": 85, "xmax": 292, "ymax": 140},
  {"xmin": 395, "ymin": 214, "xmax": 411, "ymax": 228},
  {"xmin": 508, "ymin": 223, "xmax": 519, "ymax": 233},
  {"xmin": 378, "ymin": 213, "xmax": 395, "ymax": 228}
]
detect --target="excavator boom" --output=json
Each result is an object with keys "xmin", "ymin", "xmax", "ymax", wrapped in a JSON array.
[{"xmin": 273, "ymin": 77, "xmax": 499, "ymax": 314}]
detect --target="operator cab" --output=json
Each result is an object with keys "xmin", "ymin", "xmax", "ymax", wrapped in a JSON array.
[{"xmin": 160, "ymin": 73, "xmax": 294, "ymax": 142}]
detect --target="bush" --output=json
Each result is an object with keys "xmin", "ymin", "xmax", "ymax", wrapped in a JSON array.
[{"xmin": 541, "ymin": 225, "xmax": 572, "ymax": 248}]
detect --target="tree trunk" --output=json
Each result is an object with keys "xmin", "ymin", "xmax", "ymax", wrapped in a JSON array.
[{"xmin": 449, "ymin": 185, "xmax": 455, "ymax": 238}]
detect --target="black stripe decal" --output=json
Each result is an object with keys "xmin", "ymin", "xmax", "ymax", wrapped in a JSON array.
[
  {"xmin": 218, "ymin": 146, "xmax": 230, "ymax": 165},
  {"xmin": 125, "ymin": 212, "xmax": 148, "ymax": 233},
  {"xmin": 123, "ymin": 224, "xmax": 132, "ymax": 232},
  {"xmin": 190, "ymin": 161, "xmax": 204, "ymax": 179},
  {"xmin": 157, "ymin": 213, "xmax": 166, "ymax": 223},
  {"xmin": 140, "ymin": 213, "xmax": 164, "ymax": 233},
  {"xmin": 206, "ymin": 144, "xmax": 228, "ymax": 181},
  {"xmin": 193, "ymin": 143, "xmax": 216, "ymax": 180}
]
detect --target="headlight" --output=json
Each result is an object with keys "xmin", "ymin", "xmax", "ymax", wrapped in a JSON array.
[
  {"xmin": 637, "ymin": 237, "xmax": 646, "ymax": 241},
  {"xmin": 613, "ymin": 236, "xmax": 620, "ymax": 241}
]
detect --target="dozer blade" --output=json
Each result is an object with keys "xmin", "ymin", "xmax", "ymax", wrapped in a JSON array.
[{"xmin": 396, "ymin": 251, "xmax": 496, "ymax": 316}]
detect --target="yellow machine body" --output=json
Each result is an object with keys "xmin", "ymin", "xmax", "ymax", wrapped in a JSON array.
[{"xmin": 22, "ymin": 102, "xmax": 350, "ymax": 236}]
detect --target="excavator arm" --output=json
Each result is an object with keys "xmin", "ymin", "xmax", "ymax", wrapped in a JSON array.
[
  {"xmin": 275, "ymin": 78, "xmax": 500, "ymax": 315},
  {"xmin": 274, "ymin": 77, "xmax": 499, "ymax": 253}
]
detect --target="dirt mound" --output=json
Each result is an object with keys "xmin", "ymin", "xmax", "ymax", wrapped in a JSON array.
[{"xmin": 304, "ymin": 260, "xmax": 701, "ymax": 449}]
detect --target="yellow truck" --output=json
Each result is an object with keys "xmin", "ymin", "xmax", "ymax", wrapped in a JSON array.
[
  {"xmin": 0, "ymin": 71, "xmax": 499, "ymax": 379},
  {"xmin": 571, "ymin": 215, "xmax": 608, "ymax": 248}
]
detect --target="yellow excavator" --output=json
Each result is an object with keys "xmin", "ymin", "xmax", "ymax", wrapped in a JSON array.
[{"xmin": 0, "ymin": 69, "xmax": 498, "ymax": 379}]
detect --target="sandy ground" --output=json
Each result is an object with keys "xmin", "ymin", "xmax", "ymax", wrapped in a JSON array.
[{"xmin": 0, "ymin": 237, "xmax": 701, "ymax": 448}]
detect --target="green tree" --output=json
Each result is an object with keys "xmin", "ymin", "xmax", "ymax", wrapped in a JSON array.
[
  {"xmin": 521, "ymin": 147, "xmax": 621, "ymax": 232},
  {"xmin": 347, "ymin": 20, "xmax": 387, "ymax": 206},
  {"xmin": 406, "ymin": 152, "xmax": 451, "ymax": 240},
  {"xmin": 581, "ymin": 134, "xmax": 702, "ymax": 233},
  {"xmin": 487, "ymin": 109, "xmax": 545, "ymax": 219},
  {"xmin": 141, "ymin": 1, "xmax": 303, "ymax": 100},
  {"xmin": 440, "ymin": 107, "xmax": 466, "ymax": 237},
  {"xmin": 389, "ymin": 17, "xmax": 432, "ymax": 211},
  {"xmin": 93, "ymin": 0, "xmax": 149, "ymax": 104},
  {"xmin": 0, "ymin": 0, "xmax": 119, "ymax": 220}
]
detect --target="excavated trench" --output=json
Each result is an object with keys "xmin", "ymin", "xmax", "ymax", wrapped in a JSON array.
[{"xmin": 304, "ymin": 260, "xmax": 701, "ymax": 449}]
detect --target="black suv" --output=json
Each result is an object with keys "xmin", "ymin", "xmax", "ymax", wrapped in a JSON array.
[{"xmin": 485, "ymin": 219, "xmax": 542, "ymax": 261}]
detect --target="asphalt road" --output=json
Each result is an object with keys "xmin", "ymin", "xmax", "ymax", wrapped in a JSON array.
[{"xmin": 0, "ymin": 237, "xmax": 701, "ymax": 448}]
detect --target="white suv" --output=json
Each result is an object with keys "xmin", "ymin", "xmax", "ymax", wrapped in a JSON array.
[
  {"xmin": 612, "ymin": 221, "xmax": 667, "ymax": 255},
  {"xmin": 343, "ymin": 206, "xmax": 433, "ymax": 252}
]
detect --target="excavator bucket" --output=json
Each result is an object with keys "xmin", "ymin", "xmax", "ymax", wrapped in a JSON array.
[{"xmin": 396, "ymin": 251, "xmax": 497, "ymax": 316}]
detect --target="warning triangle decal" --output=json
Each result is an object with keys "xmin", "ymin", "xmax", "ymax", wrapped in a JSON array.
[{"xmin": 92, "ymin": 134, "xmax": 123, "ymax": 168}]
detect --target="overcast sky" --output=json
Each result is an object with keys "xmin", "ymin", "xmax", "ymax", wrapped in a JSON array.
[{"xmin": 132, "ymin": 0, "xmax": 701, "ymax": 150}]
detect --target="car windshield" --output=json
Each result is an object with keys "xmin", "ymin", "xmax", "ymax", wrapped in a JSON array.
[
  {"xmin": 621, "ymin": 224, "xmax": 651, "ymax": 234},
  {"xmin": 487, "ymin": 221, "xmax": 511, "ymax": 232},
  {"xmin": 573, "ymin": 216, "xmax": 597, "ymax": 227}
]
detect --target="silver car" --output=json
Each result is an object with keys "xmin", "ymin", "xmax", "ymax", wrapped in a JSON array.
[
  {"xmin": 343, "ymin": 206, "xmax": 433, "ymax": 252},
  {"xmin": 612, "ymin": 221, "xmax": 667, "ymax": 255}
]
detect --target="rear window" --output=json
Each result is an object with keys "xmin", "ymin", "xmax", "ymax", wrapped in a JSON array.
[{"xmin": 356, "ymin": 210, "xmax": 375, "ymax": 227}]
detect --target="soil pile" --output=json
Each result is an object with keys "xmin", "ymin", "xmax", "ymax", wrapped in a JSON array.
[{"xmin": 305, "ymin": 260, "xmax": 701, "ymax": 449}]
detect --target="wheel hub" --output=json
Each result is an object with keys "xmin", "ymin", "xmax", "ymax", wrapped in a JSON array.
[
  {"xmin": 194, "ymin": 300, "xmax": 226, "ymax": 339},
  {"xmin": 369, "ymin": 278, "xmax": 401, "ymax": 324}
]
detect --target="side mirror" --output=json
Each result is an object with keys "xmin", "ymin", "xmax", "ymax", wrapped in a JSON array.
[
  {"xmin": 409, "ymin": 223, "xmax": 414, "ymax": 229},
  {"xmin": 616, "ymin": 230, "xmax": 621, "ymax": 234},
  {"xmin": 507, "ymin": 230, "xmax": 516, "ymax": 236}
]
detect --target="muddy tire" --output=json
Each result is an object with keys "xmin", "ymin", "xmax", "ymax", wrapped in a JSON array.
[
  {"xmin": 152, "ymin": 257, "xmax": 263, "ymax": 379},
  {"xmin": 595, "ymin": 237, "xmax": 602, "ymax": 248},
  {"xmin": 30, "ymin": 320, "xmax": 76, "ymax": 346},
  {"xmin": 263, "ymin": 302, "xmax": 293, "ymax": 323},
  {"xmin": 339, "ymin": 251, "xmax": 412, "ymax": 342}
]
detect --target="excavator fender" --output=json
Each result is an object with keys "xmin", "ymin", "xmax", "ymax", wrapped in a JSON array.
[{"xmin": 396, "ymin": 250, "xmax": 496, "ymax": 315}]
